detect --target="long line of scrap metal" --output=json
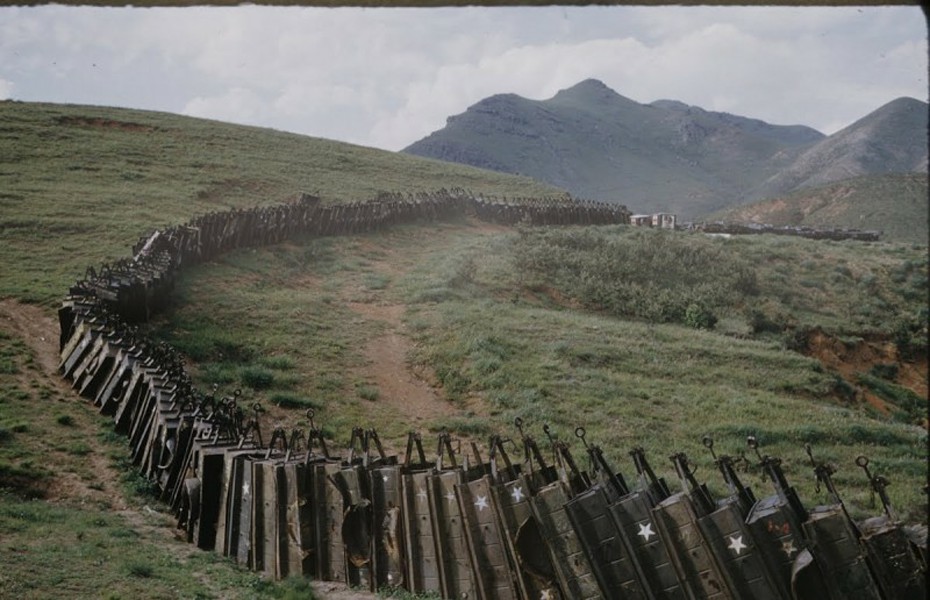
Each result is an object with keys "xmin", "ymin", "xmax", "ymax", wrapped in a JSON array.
[{"xmin": 57, "ymin": 191, "xmax": 925, "ymax": 599}]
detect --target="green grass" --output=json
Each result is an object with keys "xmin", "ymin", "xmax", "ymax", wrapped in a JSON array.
[
  {"xmin": 0, "ymin": 100, "xmax": 926, "ymax": 590},
  {"xmin": 712, "ymin": 173, "xmax": 929, "ymax": 245},
  {"xmin": 0, "ymin": 100, "xmax": 562, "ymax": 306},
  {"xmin": 153, "ymin": 222, "xmax": 926, "ymax": 521}
]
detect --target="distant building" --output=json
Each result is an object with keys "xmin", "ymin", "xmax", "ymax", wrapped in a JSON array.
[{"xmin": 631, "ymin": 213, "xmax": 677, "ymax": 229}]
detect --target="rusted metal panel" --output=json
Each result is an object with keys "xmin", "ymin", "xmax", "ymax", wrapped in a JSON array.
[
  {"xmin": 565, "ymin": 485, "xmax": 648, "ymax": 599},
  {"xmin": 337, "ymin": 464, "xmax": 373, "ymax": 590},
  {"xmin": 652, "ymin": 493, "xmax": 733, "ymax": 600},
  {"xmin": 313, "ymin": 461, "xmax": 347, "ymax": 583},
  {"xmin": 370, "ymin": 463, "xmax": 405, "ymax": 590},
  {"xmin": 609, "ymin": 491, "xmax": 689, "ymax": 600},
  {"xmin": 859, "ymin": 516, "xmax": 927, "ymax": 600},
  {"xmin": 428, "ymin": 468, "xmax": 476, "ymax": 600},
  {"xmin": 492, "ymin": 471, "xmax": 564, "ymax": 600},
  {"xmin": 796, "ymin": 507, "xmax": 884, "ymax": 600},
  {"xmin": 280, "ymin": 461, "xmax": 315, "ymax": 577},
  {"xmin": 457, "ymin": 475, "xmax": 520, "ymax": 600},
  {"xmin": 528, "ymin": 476, "xmax": 603, "ymax": 600},
  {"xmin": 402, "ymin": 469, "xmax": 441, "ymax": 593},
  {"xmin": 698, "ymin": 502, "xmax": 786, "ymax": 600}
]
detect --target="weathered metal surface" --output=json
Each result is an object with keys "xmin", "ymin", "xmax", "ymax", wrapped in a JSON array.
[
  {"xmin": 370, "ymin": 463, "xmax": 405, "ymax": 589},
  {"xmin": 528, "ymin": 475, "xmax": 603, "ymax": 600},
  {"xmin": 53, "ymin": 190, "xmax": 925, "ymax": 600},
  {"xmin": 429, "ymin": 468, "xmax": 477, "ymax": 599},
  {"xmin": 457, "ymin": 475, "xmax": 520, "ymax": 600},
  {"xmin": 402, "ymin": 468, "xmax": 441, "ymax": 593}
]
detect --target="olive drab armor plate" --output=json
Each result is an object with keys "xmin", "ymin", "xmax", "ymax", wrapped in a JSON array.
[
  {"xmin": 214, "ymin": 448, "xmax": 262, "ymax": 557},
  {"xmin": 402, "ymin": 469, "xmax": 441, "ymax": 593},
  {"xmin": 652, "ymin": 493, "xmax": 733, "ymax": 600},
  {"xmin": 456, "ymin": 475, "xmax": 520, "ymax": 600},
  {"xmin": 429, "ymin": 469, "xmax": 478, "ymax": 600},
  {"xmin": 278, "ymin": 461, "xmax": 310, "ymax": 578},
  {"xmin": 313, "ymin": 461, "xmax": 347, "ymax": 583},
  {"xmin": 858, "ymin": 516, "xmax": 927, "ymax": 600},
  {"xmin": 527, "ymin": 475, "xmax": 603, "ymax": 600},
  {"xmin": 370, "ymin": 464, "xmax": 405, "ymax": 590},
  {"xmin": 193, "ymin": 445, "xmax": 231, "ymax": 551},
  {"xmin": 745, "ymin": 494, "xmax": 808, "ymax": 600},
  {"xmin": 564, "ymin": 485, "xmax": 648, "ymax": 599},
  {"xmin": 794, "ymin": 506, "xmax": 883, "ymax": 600},
  {"xmin": 248, "ymin": 458, "xmax": 277, "ymax": 574},
  {"xmin": 492, "ymin": 472, "xmax": 564, "ymax": 600},
  {"xmin": 698, "ymin": 501, "xmax": 786, "ymax": 600},
  {"xmin": 335, "ymin": 465, "xmax": 373, "ymax": 590},
  {"xmin": 610, "ymin": 491, "xmax": 689, "ymax": 600}
]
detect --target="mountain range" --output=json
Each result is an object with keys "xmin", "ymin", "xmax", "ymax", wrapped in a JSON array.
[{"xmin": 403, "ymin": 79, "xmax": 928, "ymax": 219}]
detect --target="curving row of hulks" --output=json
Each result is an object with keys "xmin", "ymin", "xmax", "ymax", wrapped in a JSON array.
[
  {"xmin": 57, "ymin": 191, "xmax": 924, "ymax": 599},
  {"xmin": 684, "ymin": 221, "xmax": 881, "ymax": 242}
]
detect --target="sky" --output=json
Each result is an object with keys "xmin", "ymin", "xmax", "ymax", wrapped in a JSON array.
[{"xmin": 0, "ymin": 5, "xmax": 926, "ymax": 151}]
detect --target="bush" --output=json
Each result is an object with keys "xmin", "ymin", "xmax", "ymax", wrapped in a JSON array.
[
  {"xmin": 56, "ymin": 414, "xmax": 75, "ymax": 427},
  {"xmin": 684, "ymin": 302, "xmax": 718, "ymax": 329}
]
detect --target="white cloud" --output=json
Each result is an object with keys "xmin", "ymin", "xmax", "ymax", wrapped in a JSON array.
[{"xmin": 0, "ymin": 5, "xmax": 925, "ymax": 149}]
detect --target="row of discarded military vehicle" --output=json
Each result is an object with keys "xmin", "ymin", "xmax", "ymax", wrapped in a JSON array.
[
  {"xmin": 58, "ymin": 191, "xmax": 924, "ymax": 599},
  {"xmin": 684, "ymin": 221, "xmax": 881, "ymax": 242}
]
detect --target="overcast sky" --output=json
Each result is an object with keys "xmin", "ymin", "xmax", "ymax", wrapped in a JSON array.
[{"xmin": 0, "ymin": 5, "xmax": 926, "ymax": 151}]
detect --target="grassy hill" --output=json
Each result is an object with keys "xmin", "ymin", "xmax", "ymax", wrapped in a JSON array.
[
  {"xmin": 403, "ymin": 80, "xmax": 928, "ymax": 220},
  {"xmin": 404, "ymin": 79, "xmax": 823, "ymax": 218},
  {"xmin": 749, "ymin": 97, "xmax": 929, "ymax": 201},
  {"xmin": 710, "ymin": 173, "xmax": 929, "ymax": 244},
  {"xmin": 0, "ymin": 100, "xmax": 562, "ymax": 305},
  {"xmin": 0, "ymin": 101, "xmax": 927, "ymax": 597}
]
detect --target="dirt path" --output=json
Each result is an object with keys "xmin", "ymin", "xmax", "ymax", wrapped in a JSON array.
[
  {"xmin": 347, "ymin": 300, "xmax": 459, "ymax": 427},
  {"xmin": 0, "ymin": 298, "xmax": 378, "ymax": 599}
]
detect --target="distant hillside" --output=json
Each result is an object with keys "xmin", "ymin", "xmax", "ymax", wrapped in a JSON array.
[
  {"xmin": 403, "ymin": 80, "xmax": 928, "ymax": 219},
  {"xmin": 749, "ymin": 97, "xmax": 929, "ymax": 201},
  {"xmin": 0, "ymin": 100, "xmax": 563, "ymax": 305},
  {"xmin": 710, "ymin": 173, "xmax": 929, "ymax": 244}
]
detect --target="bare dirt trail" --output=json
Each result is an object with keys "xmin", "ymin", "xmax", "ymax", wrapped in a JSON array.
[
  {"xmin": 0, "ymin": 298, "xmax": 379, "ymax": 599},
  {"xmin": 0, "ymin": 299, "xmax": 132, "ymax": 508},
  {"xmin": 347, "ymin": 300, "xmax": 459, "ymax": 427}
]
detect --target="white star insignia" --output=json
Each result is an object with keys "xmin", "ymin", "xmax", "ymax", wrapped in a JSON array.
[
  {"xmin": 445, "ymin": 492, "xmax": 456, "ymax": 502},
  {"xmin": 540, "ymin": 589, "xmax": 552, "ymax": 600},
  {"xmin": 782, "ymin": 541, "xmax": 797, "ymax": 557},
  {"xmin": 417, "ymin": 487, "xmax": 427, "ymax": 501},
  {"xmin": 511, "ymin": 486, "xmax": 524, "ymax": 502},
  {"xmin": 383, "ymin": 474, "xmax": 390, "ymax": 482},
  {"xmin": 637, "ymin": 522, "xmax": 655, "ymax": 542},
  {"xmin": 475, "ymin": 495, "xmax": 489, "ymax": 511},
  {"xmin": 242, "ymin": 482, "xmax": 250, "ymax": 495},
  {"xmin": 728, "ymin": 535, "xmax": 747, "ymax": 555}
]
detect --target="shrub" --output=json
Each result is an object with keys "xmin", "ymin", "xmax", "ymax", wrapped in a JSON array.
[
  {"xmin": 56, "ymin": 414, "xmax": 75, "ymax": 427},
  {"xmin": 684, "ymin": 302, "xmax": 718, "ymax": 330}
]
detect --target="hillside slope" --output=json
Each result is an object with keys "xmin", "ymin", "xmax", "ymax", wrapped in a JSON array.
[
  {"xmin": 712, "ymin": 173, "xmax": 929, "ymax": 244},
  {"xmin": 749, "ymin": 97, "xmax": 929, "ymax": 201},
  {"xmin": 0, "ymin": 100, "xmax": 562, "ymax": 305},
  {"xmin": 405, "ymin": 79, "xmax": 823, "ymax": 217},
  {"xmin": 403, "ymin": 80, "xmax": 927, "ymax": 220}
]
